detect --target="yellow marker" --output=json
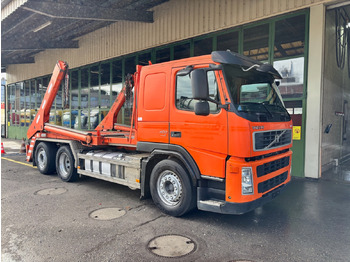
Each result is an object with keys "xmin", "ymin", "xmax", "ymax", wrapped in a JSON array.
[
  {"xmin": 293, "ymin": 126, "xmax": 301, "ymax": 140},
  {"xmin": 1, "ymin": 157, "xmax": 37, "ymax": 168}
]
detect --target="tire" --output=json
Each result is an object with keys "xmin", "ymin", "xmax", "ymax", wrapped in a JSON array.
[
  {"xmin": 150, "ymin": 159, "xmax": 196, "ymax": 217},
  {"xmin": 56, "ymin": 146, "xmax": 78, "ymax": 182},
  {"xmin": 35, "ymin": 142, "xmax": 57, "ymax": 175}
]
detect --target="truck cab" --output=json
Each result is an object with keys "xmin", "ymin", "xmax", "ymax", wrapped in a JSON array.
[{"xmin": 136, "ymin": 51, "xmax": 292, "ymax": 214}]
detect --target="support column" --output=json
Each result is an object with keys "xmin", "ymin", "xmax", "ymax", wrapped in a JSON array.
[{"xmin": 304, "ymin": 4, "xmax": 325, "ymax": 178}]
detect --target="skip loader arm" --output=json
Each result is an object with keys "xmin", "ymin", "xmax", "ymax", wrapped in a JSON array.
[
  {"xmin": 27, "ymin": 60, "xmax": 68, "ymax": 140},
  {"xmin": 95, "ymin": 74, "xmax": 134, "ymax": 131}
]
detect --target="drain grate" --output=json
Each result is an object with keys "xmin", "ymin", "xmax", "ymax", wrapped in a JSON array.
[
  {"xmin": 89, "ymin": 207, "xmax": 126, "ymax": 221},
  {"xmin": 147, "ymin": 234, "xmax": 196, "ymax": 258},
  {"xmin": 35, "ymin": 187, "xmax": 67, "ymax": 195}
]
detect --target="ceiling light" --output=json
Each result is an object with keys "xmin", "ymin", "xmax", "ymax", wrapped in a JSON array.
[
  {"xmin": 33, "ymin": 21, "xmax": 52, "ymax": 32},
  {"xmin": 347, "ymin": 22, "xmax": 350, "ymax": 29}
]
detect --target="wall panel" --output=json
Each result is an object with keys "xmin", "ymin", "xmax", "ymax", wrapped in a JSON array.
[{"xmin": 7, "ymin": 0, "xmax": 334, "ymax": 83}]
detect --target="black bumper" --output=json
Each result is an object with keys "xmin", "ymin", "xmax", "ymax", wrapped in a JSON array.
[{"xmin": 197, "ymin": 182, "xmax": 289, "ymax": 215}]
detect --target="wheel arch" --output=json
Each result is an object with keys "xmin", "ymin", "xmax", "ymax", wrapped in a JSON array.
[{"xmin": 138, "ymin": 142, "xmax": 201, "ymax": 199}]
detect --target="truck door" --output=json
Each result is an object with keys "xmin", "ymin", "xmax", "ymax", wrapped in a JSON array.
[
  {"xmin": 137, "ymin": 70, "xmax": 170, "ymax": 143},
  {"xmin": 170, "ymin": 67, "xmax": 228, "ymax": 178}
]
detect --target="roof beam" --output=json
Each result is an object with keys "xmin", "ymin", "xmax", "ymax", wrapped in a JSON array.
[
  {"xmin": 22, "ymin": 2, "xmax": 154, "ymax": 23},
  {"xmin": 1, "ymin": 56, "xmax": 35, "ymax": 65},
  {"xmin": 2, "ymin": 40, "xmax": 79, "ymax": 51}
]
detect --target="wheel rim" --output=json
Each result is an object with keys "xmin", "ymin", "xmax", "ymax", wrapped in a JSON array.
[
  {"xmin": 37, "ymin": 148, "xmax": 47, "ymax": 170},
  {"xmin": 157, "ymin": 171, "xmax": 183, "ymax": 206},
  {"xmin": 58, "ymin": 152, "xmax": 70, "ymax": 179}
]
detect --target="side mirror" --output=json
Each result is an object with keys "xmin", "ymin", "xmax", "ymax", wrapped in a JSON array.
[
  {"xmin": 194, "ymin": 101, "xmax": 210, "ymax": 116},
  {"xmin": 191, "ymin": 69, "xmax": 209, "ymax": 100}
]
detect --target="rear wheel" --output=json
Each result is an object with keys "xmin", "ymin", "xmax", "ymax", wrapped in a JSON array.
[
  {"xmin": 150, "ymin": 159, "xmax": 196, "ymax": 217},
  {"xmin": 56, "ymin": 146, "xmax": 78, "ymax": 182},
  {"xmin": 35, "ymin": 142, "xmax": 57, "ymax": 175}
]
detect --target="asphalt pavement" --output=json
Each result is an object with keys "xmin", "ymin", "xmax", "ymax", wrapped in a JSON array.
[{"xmin": 1, "ymin": 139, "xmax": 350, "ymax": 262}]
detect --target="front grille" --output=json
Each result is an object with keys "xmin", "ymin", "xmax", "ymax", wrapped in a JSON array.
[
  {"xmin": 256, "ymin": 156, "xmax": 290, "ymax": 177},
  {"xmin": 245, "ymin": 149, "xmax": 289, "ymax": 162},
  {"xmin": 254, "ymin": 129, "xmax": 292, "ymax": 151},
  {"xmin": 258, "ymin": 171, "xmax": 288, "ymax": 193}
]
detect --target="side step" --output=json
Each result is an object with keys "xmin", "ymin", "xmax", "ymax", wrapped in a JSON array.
[
  {"xmin": 77, "ymin": 151, "xmax": 149, "ymax": 189},
  {"xmin": 197, "ymin": 199, "xmax": 225, "ymax": 213}
]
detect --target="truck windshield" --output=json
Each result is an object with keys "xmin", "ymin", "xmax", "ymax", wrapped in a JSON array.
[{"xmin": 222, "ymin": 64, "xmax": 291, "ymax": 122}]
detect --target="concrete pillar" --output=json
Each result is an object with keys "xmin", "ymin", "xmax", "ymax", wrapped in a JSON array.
[{"xmin": 304, "ymin": 4, "xmax": 325, "ymax": 179}]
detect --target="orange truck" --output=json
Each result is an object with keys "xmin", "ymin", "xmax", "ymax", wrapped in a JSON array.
[{"xmin": 26, "ymin": 51, "xmax": 292, "ymax": 216}]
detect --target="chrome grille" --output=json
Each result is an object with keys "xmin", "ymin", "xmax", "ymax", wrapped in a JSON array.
[{"xmin": 254, "ymin": 129, "xmax": 292, "ymax": 151}]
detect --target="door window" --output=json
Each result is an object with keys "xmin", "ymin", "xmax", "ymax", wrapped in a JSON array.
[{"xmin": 176, "ymin": 71, "xmax": 220, "ymax": 113}]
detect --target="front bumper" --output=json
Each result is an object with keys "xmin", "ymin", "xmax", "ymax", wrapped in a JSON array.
[{"xmin": 197, "ymin": 182, "xmax": 288, "ymax": 215}]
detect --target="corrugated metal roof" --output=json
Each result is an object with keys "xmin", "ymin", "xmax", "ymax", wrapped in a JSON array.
[{"xmin": 1, "ymin": 0, "xmax": 169, "ymax": 70}]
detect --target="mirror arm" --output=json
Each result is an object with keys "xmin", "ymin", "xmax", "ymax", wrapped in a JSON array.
[
  {"xmin": 206, "ymin": 98, "xmax": 230, "ymax": 110},
  {"xmin": 218, "ymin": 103, "xmax": 229, "ymax": 110}
]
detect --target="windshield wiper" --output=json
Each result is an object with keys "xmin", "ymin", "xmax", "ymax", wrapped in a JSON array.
[
  {"xmin": 262, "ymin": 102, "xmax": 289, "ymax": 114},
  {"xmin": 241, "ymin": 102, "xmax": 273, "ymax": 118},
  {"xmin": 259, "ymin": 102, "xmax": 273, "ymax": 118}
]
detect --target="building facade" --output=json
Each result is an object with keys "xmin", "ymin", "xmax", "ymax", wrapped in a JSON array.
[{"xmin": 2, "ymin": 0, "xmax": 350, "ymax": 179}]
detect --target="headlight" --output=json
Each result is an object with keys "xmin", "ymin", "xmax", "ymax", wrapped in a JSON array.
[{"xmin": 242, "ymin": 167, "xmax": 254, "ymax": 195}]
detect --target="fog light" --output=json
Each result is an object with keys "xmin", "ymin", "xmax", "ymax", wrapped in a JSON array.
[{"xmin": 242, "ymin": 167, "xmax": 254, "ymax": 195}]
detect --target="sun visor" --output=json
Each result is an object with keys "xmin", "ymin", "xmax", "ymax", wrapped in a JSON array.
[{"xmin": 211, "ymin": 51, "xmax": 282, "ymax": 79}]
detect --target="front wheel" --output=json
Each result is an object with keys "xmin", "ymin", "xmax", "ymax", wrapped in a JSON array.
[
  {"xmin": 56, "ymin": 146, "xmax": 78, "ymax": 182},
  {"xmin": 150, "ymin": 159, "xmax": 196, "ymax": 217}
]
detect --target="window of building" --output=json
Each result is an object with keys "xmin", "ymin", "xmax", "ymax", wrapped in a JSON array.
[
  {"xmin": 112, "ymin": 60, "xmax": 123, "ymax": 102},
  {"xmin": 138, "ymin": 52, "xmax": 152, "ymax": 66},
  {"xmin": 156, "ymin": 48, "xmax": 171, "ymax": 63},
  {"xmin": 273, "ymin": 57, "xmax": 304, "ymax": 99},
  {"xmin": 79, "ymin": 68, "xmax": 89, "ymax": 129},
  {"xmin": 243, "ymin": 23, "xmax": 269, "ymax": 61},
  {"xmin": 194, "ymin": 37, "xmax": 213, "ymax": 56},
  {"xmin": 89, "ymin": 65, "xmax": 99, "ymax": 129},
  {"xmin": 273, "ymin": 14, "xmax": 306, "ymax": 100},
  {"xmin": 7, "ymin": 84, "xmax": 17, "ymax": 126},
  {"xmin": 90, "ymin": 65, "xmax": 99, "ymax": 109},
  {"xmin": 122, "ymin": 56, "xmax": 136, "ymax": 126},
  {"xmin": 174, "ymin": 43, "xmax": 191, "ymax": 60},
  {"xmin": 100, "ymin": 62, "xmax": 111, "ymax": 109},
  {"xmin": 217, "ymin": 31, "xmax": 239, "ymax": 52},
  {"xmin": 274, "ymin": 14, "xmax": 305, "ymax": 59}
]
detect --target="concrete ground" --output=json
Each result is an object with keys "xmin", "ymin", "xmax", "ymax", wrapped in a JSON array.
[{"xmin": 1, "ymin": 138, "xmax": 350, "ymax": 262}]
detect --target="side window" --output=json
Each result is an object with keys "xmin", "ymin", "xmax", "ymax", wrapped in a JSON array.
[{"xmin": 176, "ymin": 70, "xmax": 221, "ymax": 113}]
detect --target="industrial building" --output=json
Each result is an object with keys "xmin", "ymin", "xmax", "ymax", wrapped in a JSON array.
[{"xmin": 1, "ymin": 0, "xmax": 350, "ymax": 179}]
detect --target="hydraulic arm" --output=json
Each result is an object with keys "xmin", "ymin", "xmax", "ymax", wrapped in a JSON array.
[{"xmin": 27, "ymin": 61, "xmax": 68, "ymax": 139}]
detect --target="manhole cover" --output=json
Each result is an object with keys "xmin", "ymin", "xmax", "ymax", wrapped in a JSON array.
[
  {"xmin": 229, "ymin": 260, "xmax": 254, "ymax": 262},
  {"xmin": 89, "ymin": 207, "xmax": 126, "ymax": 220},
  {"xmin": 147, "ymin": 234, "xmax": 196, "ymax": 258},
  {"xmin": 35, "ymin": 187, "xmax": 67, "ymax": 195}
]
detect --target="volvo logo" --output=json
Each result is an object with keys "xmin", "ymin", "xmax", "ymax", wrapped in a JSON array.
[
  {"xmin": 275, "ymin": 134, "xmax": 280, "ymax": 143},
  {"xmin": 266, "ymin": 130, "xmax": 286, "ymax": 149}
]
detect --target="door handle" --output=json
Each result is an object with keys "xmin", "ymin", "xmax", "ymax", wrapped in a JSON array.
[{"xmin": 171, "ymin": 131, "xmax": 182, "ymax": 138}]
